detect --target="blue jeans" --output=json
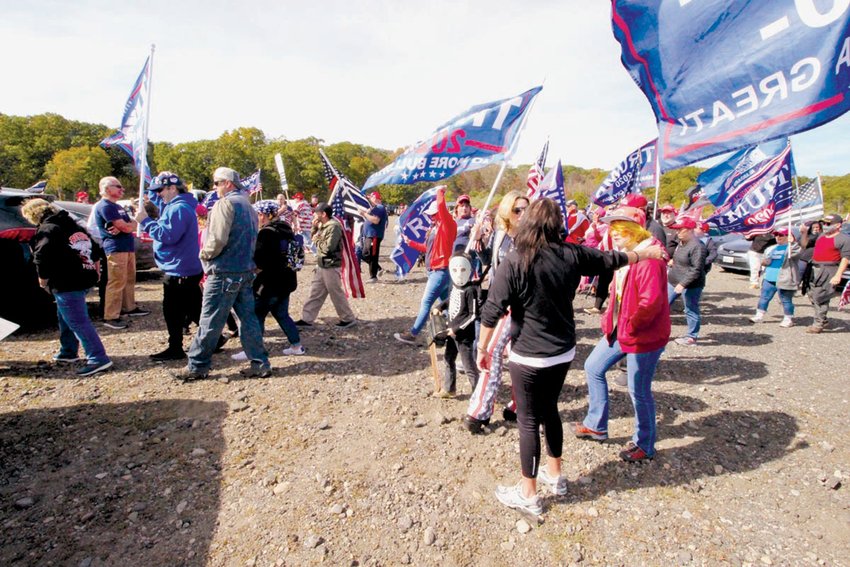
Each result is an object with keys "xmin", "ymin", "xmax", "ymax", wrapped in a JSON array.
[
  {"xmin": 55, "ymin": 290, "xmax": 109, "ymax": 365},
  {"xmin": 583, "ymin": 338, "xmax": 664, "ymax": 456},
  {"xmin": 255, "ymin": 292, "xmax": 300, "ymax": 346},
  {"xmin": 758, "ymin": 280, "xmax": 795, "ymax": 316},
  {"xmin": 188, "ymin": 272, "xmax": 269, "ymax": 373},
  {"xmin": 668, "ymin": 283, "xmax": 703, "ymax": 339},
  {"xmin": 411, "ymin": 268, "xmax": 450, "ymax": 336}
]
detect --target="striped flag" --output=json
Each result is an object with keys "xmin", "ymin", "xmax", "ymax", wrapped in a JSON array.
[
  {"xmin": 321, "ymin": 150, "xmax": 365, "ymax": 299},
  {"xmin": 319, "ymin": 149, "xmax": 370, "ymax": 217},
  {"xmin": 774, "ymin": 177, "xmax": 824, "ymax": 226},
  {"xmin": 26, "ymin": 180, "xmax": 47, "ymax": 194},
  {"xmin": 241, "ymin": 170, "xmax": 263, "ymax": 195},
  {"xmin": 526, "ymin": 140, "xmax": 549, "ymax": 198},
  {"xmin": 839, "ymin": 281, "xmax": 850, "ymax": 311}
]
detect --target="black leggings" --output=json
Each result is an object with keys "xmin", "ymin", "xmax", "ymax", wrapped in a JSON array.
[
  {"xmin": 509, "ymin": 360, "xmax": 571, "ymax": 478},
  {"xmin": 163, "ymin": 273, "xmax": 202, "ymax": 350}
]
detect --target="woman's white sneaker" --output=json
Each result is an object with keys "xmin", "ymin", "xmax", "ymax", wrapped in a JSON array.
[
  {"xmin": 538, "ymin": 465, "xmax": 568, "ymax": 496},
  {"xmin": 282, "ymin": 345, "xmax": 306, "ymax": 356},
  {"xmin": 494, "ymin": 483, "xmax": 543, "ymax": 516},
  {"xmin": 231, "ymin": 351, "xmax": 248, "ymax": 361}
]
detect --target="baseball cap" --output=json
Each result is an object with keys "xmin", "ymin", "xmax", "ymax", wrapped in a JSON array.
[
  {"xmin": 213, "ymin": 167, "xmax": 245, "ymax": 191},
  {"xmin": 368, "ymin": 191, "xmax": 381, "ymax": 201},
  {"xmin": 670, "ymin": 217, "xmax": 697, "ymax": 230},
  {"xmin": 621, "ymin": 193, "xmax": 648, "ymax": 209},
  {"xmin": 423, "ymin": 200, "xmax": 440, "ymax": 216},
  {"xmin": 565, "ymin": 199, "xmax": 578, "ymax": 207},
  {"xmin": 600, "ymin": 206, "xmax": 646, "ymax": 226},
  {"xmin": 772, "ymin": 227, "xmax": 790, "ymax": 236},
  {"xmin": 293, "ymin": 192, "xmax": 304, "ymax": 200},
  {"xmin": 149, "ymin": 171, "xmax": 184, "ymax": 192},
  {"xmin": 821, "ymin": 213, "xmax": 842, "ymax": 224},
  {"xmin": 659, "ymin": 204, "xmax": 677, "ymax": 214},
  {"xmin": 457, "ymin": 194, "xmax": 471, "ymax": 204}
]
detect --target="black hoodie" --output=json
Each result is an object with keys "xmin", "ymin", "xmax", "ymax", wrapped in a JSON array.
[
  {"xmin": 31, "ymin": 209, "xmax": 102, "ymax": 293},
  {"xmin": 253, "ymin": 219, "xmax": 298, "ymax": 298}
]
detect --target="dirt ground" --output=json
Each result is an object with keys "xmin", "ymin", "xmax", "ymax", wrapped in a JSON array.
[{"xmin": 2, "ymin": 223, "xmax": 849, "ymax": 567}]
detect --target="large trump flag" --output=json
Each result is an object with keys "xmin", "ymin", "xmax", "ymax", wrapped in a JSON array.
[{"xmin": 612, "ymin": 1, "xmax": 850, "ymax": 170}]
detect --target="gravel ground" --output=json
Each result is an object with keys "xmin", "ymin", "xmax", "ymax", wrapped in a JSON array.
[{"xmin": 2, "ymin": 225, "xmax": 849, "ymax": 567}]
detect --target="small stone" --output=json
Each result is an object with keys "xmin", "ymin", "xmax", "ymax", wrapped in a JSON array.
[
  {"xmin": 678, "ymin": 550, "xmax": 692, "ymax": 563},
  {"xmin": 586, "ymin": 507, "xmax": 599, "ymax": 517},
  {"xmin": 825, "ymin": 478, "xmax": 841, "ymax": 490},
  {"xmin": 496, "ymin": 426, "xmax": 508, "ymax": 437},
  {"xmin": 398, "ymin": 515, "xmax": 413, "ymax": 532},
  {"xmin": 191, "ymin": 448, "xmax": 207, "ymax": 456},
  {"xmin": 714, "ymin": 465, "xmax": 724, "ymax": 474},
  {"xmin": 571, "ymin": 550, "xmax": 584, "ymax": 563},
  {"xmin": 176, "ymin": 500, "xmax": 188, "ymax": 514},
  {"xmin": 413, "ymin": 417, "xmax": 427, "ymax": 428},
  {"xmin": 303, "ymin": 534, "xmax": 323, "ymax": 549},
  {"xmin": 230, "ymin": 402, "xmax": 249, "ymax": 412},
  {"xmin": 14, "ymin": 497, "xmax": 34, "ymax": 509},
  {"xmin": 500, "ymin": 541, "xmax": 515, "ymax": 551},
  {"xmin": 423, "ymin": 527, "xmax": 436, "ymax": 545},
  {"xmin": 516, "ymin": 519, "xmax": 531, "ymax": 534},
  {"xmin": 317, "ymin": 421, "xmax": 330, "ymax": 430},
  {"xmin": 329, "ymin": 504, "xmax": 344, "ymax": 515},
  {"xmin": 273, "ymin": 482, "xmax": 290, "ymax": 495},
  {"xmin": 760, "ymin": 556, "xmax": 773, "ymax": 565},
  {"xmin": 128, "ymin": 511, "xmax": 139, "ymax": 522},
  {"xmin": 578, "ymin": 476, "xmax": 592, "ymax": 485},
  {"xmin": 400, "ymin": 553, "xmax": 411, "ymax": 564},
  {"xmin": 217, "ymin": 377, "xmax": 230, "ymax": 384},
  {"xmin": 819, "ymin": 441, "xmax": 835, "ymax": 453},
  {"xmin": 79, "ymin": 558, "xmax": 93, "ymax": 567},
  {"xmin": 682, "ymin": 510, "xmax": 693, "ymax": 519},
  {"xmin": 95, "ymin": 472, "xmax": 108, "ymax": 479}
]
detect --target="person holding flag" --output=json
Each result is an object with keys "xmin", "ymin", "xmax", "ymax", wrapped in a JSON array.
[
  {"xmin": 357, "ymin": 191, "xmax": 388, "ymax": 283},
  {"xmin": 394, "ymin": 187, "xmax": 456, "ymax": 345},
  {"xmin": 296, "ymin": 202, "xmax": 358, "ymax": 329},
  {"xmin": 806, "ymin": 214, "xmax": 850, "ymax": 333}
]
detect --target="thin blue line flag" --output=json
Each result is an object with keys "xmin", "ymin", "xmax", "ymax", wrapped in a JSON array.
[{"xmin": 100, "ymin": 56, "xmax": 152, "ymax": 183}]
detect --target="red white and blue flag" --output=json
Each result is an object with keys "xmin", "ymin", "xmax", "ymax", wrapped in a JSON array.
[
  {"xmin": 242, "ymin": 170, "xmax": 263, "ymax": 195},
  {"xmin": 99, "ymin": 56, "xmax": 152, "ymax": 183},
  {"xmin": 593, "ymin": 138, "xmax": 657, "ymax": 206},
  {"xmin": 323, "ymin": 152, "xmax": 365, "ymax": 299},
  {"xmin": 532, "ymin": 159, "xmax": 570, "ymax": 234},
  {"xmin": 526, "ymin": 140, "xmax": 549, "ymax": 199}
]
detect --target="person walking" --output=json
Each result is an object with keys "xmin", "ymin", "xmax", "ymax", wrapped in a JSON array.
[
  {"xmin": 749, "ymin": 227, "xmax": 801, "ymax": 328},
  {"xmin": 480, "ymin": 198, "xmax": 662, "ymax": 516},
  {"xmin": 296, "ymin": 202, "xmax": 357, "ymax": 328},
  {"xmin": 174, "ymin": 167, "xmax": 271, "ymax": 381},
  {"xmin": 358, "ymin": 191, "xmax": 388, "ymax": 282},
  {"xmin": 136, "ymin": 171, "xmax": 203, "ymax": 361},
  {"xmin": 572, "ymin": 206, "xmax": 670, "ymax": 462},
  {"xmin": 806, "ymin": 214, "xmax": 850, "ymax": 333},
  {"xmin": 22, "ymin": 199, "xmax": 113, "ymax": 376},
  {"xmin": 667, "ymin": 217, "xmax": 707, "ymax": 346}
]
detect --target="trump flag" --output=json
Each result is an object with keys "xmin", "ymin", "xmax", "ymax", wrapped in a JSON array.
[
  {"xmin": 612, "ymin": 1, "xmax": 850, "ymax": 170},
  {"xmin": 363, "ymin": 86, "xmax": 542, "ymax": 190}
]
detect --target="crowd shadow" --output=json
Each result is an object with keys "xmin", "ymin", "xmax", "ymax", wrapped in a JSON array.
[
  {"xmin": 555, "ymin": 408, "xmax": 801, "ymax": 508},
  {"xmin": 0, "ymin": 354, "xmax": 157, "ymax": 380},
  {"xmin": 655, "ymin": 355, "xmax": 769, "ymax": 384},
  {"xmin": 698, "ymin": 331, "xmax": 773, "ymax": 346},
  {"xmin": 0, "ymin": 399, "xmax": 227, "ymax": 567}
]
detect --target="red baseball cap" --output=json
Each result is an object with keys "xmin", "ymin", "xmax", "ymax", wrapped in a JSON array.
[
  {"xmin": 368, "ymin": 191, "xmax": 381, "ymax": 200},
  {"xmin": 293, "ymin": 192, "xmax": 304, "ymax": 199},
  {"xmin": 670, "ymin": 217, "xmax": 697, "ymax": 230},
  {"xmin": 457, "ymin": 194, "xmax": 471, "ymax": 204},
  {"xmin": 600, "ymin": 206, "xmax": 646, "ymax": 226},
  {"xmin": 621, "ymin": 193, "xmax": 648, "ymax": 208},
  {"xmin": 659, "ymin": 204, "xmax": 677, "ymax": 214}
]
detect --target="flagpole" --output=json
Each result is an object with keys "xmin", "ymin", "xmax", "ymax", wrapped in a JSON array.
[
  {"xmin": 137, "ymin": 44, "xmax": 154, "ymax": 236},
  {"xmin": 652, "ymin": 148, "xmax": 661, "ymax": 220}
]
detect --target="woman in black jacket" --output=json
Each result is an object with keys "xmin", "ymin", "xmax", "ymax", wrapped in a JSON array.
[
  {"xmin": 21, "ymin": 199, "xmax": 112, "ymax": 377},
  {"xmin": 479, "ymin": 198, "xmax": 662, "ymax": 516}
]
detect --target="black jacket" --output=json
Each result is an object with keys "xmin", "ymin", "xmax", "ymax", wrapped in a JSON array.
[
  {"xmin": 668, "ymin": 238, "xmax": 708, "ymax": 289},
  {"xmin": 438, "ymin": 283, "xmax": 481, "ymax": 344},
  {"xmin": 31, "ymin": 209, "xmax": 101, "ymax": 293},
  {"xmin": 482, "ymin": 243, "xmax": 629, "ymax": 358},
  {"xmin": 253, "ymin": 219, "xmax": 297, "ymax": 298}
]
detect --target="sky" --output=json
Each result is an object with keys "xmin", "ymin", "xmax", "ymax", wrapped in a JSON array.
[{"xmin": 0, "ymin": 0, "xmax": 848, "ymax": 177}]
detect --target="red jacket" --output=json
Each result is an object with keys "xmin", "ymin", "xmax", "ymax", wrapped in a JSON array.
[
  {"xmin": 408, "ymin": 189, "xmax": 457, "ymax": 270},
  {"xmin": 600, "ymin": 248, "xmax": 670, "ymax": 353}
]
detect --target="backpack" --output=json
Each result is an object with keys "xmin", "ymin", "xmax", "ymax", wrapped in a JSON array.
[{"xmin": 284, "ymin": 233, "xmax": 305, "ymax": 272}]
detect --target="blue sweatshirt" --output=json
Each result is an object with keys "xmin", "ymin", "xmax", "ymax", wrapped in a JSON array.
[{"xmin": 140, "ymin": 192, "xmax": 203, "ymax": 276}]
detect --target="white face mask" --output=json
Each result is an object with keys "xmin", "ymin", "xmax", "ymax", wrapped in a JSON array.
[
  {"xmin": 823, "ymin": 223, "xmax": 840, "ymax": 234},
  {"xmin": 449, "ymin": 255, "xmax": 472, "ymax": 287}
]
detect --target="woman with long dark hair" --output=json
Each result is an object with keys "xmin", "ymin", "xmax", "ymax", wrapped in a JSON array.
[{"xmin": 479, "ymin": 198, "xmax": 662, "ymax": 516}]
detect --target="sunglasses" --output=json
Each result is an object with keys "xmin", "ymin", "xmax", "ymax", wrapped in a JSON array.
[
  {"xmin": 822, "ymin": 222, "xmax": 833, "ymax": 226},
  {"xmin": 213, "ymin": 180, "xmax": 226, "ymax": 187},
  {"xmin": 109, "ymin": 184, "xmax": 124, "ymax": 189},
  {"xmin": 512, "ymin": 207, "xmax": 527, "ymax": 214}
]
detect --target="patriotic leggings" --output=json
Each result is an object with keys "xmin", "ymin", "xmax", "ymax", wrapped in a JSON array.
[{"xmin": 466, "ymin": 313, "xmax": 516, "ymax": 421}]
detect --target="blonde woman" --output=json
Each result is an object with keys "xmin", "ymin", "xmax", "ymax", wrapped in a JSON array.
[
  {"xmin": 464, "ymin": 190, "xmax": 529, "ymax": 432},
  {"xmin": 572, "ymin": 206, "xmax": 670, "ymax": 462}
]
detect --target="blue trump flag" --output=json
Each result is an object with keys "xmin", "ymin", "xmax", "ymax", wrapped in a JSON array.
[
  {"xmin": 532, "ymin": 160, "xmax": 569, "ymax": 234},
  {"xmin": 612, "ymin": 1, "xmax": 850, "ymax": 171},
  {"xmin": 100, "ymin": 56, "xmax": 153, "ymax": 183},
  {"xmin": 592, "ymin": 138, "xmax": 657, "ymax": 206},
  {"xmin": 363, "ymin": 86, "xmax": 542, "ymax": 190},
  {"xmin": 705, "ymin": 140, "xmax": 795, "ymax": 236},
  {"xmin": 390, "ymin": 187, "xmax": 440, "ymax": 277}
]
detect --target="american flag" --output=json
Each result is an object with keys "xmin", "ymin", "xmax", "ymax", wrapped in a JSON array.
[
  {"xmin": 319, "ymin": 150, "xmax": 370, "ymax": 299},
  {"xmin": 526, "ymin": 140, "xmax": 549, "ymax": 199},
  {"xmin": 319, "ymin": 149, "xmax": 370, "ymax": 217},
  {"xmin": 775, "ymin": 177, "xmax": 824, "ymax": 225},
  {"xmin": 241, "ymin": 170, "xmax": 263, "ymax": 195},
  {"xmin": 839, "ymin": 280, "xmax": 850, "ymax": 310}
]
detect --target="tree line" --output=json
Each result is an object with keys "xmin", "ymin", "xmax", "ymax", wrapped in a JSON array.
[{"xmin": 1, "ymin": 112, "xmax": 848, "ymax": 213}]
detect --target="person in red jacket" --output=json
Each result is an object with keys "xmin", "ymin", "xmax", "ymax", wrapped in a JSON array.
[
  {"xmin": 571, "ymin": 205, "xmax": 670, "ymax": 462},
  {"xmin": 394, "ymin": 186, "xmax": 457, "ymax": 344}
]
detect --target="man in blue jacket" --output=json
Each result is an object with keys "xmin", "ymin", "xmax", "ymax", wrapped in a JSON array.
[
  {"xmin": 136, "ymin": 172, "xmax": 203, "ymax": 361},
  {"xmin": 174, "ymin": 167, "xmax": 271, "ymax": 381}
]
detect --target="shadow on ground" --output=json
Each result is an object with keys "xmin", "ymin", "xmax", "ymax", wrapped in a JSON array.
[{"xmin": 0, "ymin": 399, "xmax": 227, "ymax": 566}]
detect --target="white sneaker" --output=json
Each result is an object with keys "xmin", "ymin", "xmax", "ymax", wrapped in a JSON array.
[
  {"xmin": 749, "ymin": 310, "xmax": 765, "ymax": 323},
  {"xmin": 779, "ymin": 317, "xmax": 794, "ymax": 328},
  {"xmin": 494, "ymin": 483, "xmax": 543, "ymax": 516},
  {"xmin": 282, "ymin": 345, "xmax": 306, "ymax": 355},
  {"xmin": 230, "ymin": 351, "xmax": 248, "ymax": 361},
  {"xmin": 538, "ymin": 466, "xmax": 568, "ymax": 496}
]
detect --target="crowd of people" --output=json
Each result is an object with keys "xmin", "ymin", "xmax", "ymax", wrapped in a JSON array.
[{"xmin": 21, "ymin": 166, "xmax": 850, "ymax": 517}]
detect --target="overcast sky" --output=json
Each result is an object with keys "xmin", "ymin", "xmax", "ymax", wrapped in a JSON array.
[{"xmin": 1, "ymin": 0, "xmax": 847, "ymax": 177}]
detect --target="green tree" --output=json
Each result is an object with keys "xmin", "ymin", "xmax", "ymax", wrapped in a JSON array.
[{"xmin": 44, "ymin": 146, "xmax": 112, "ymax": 200}]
